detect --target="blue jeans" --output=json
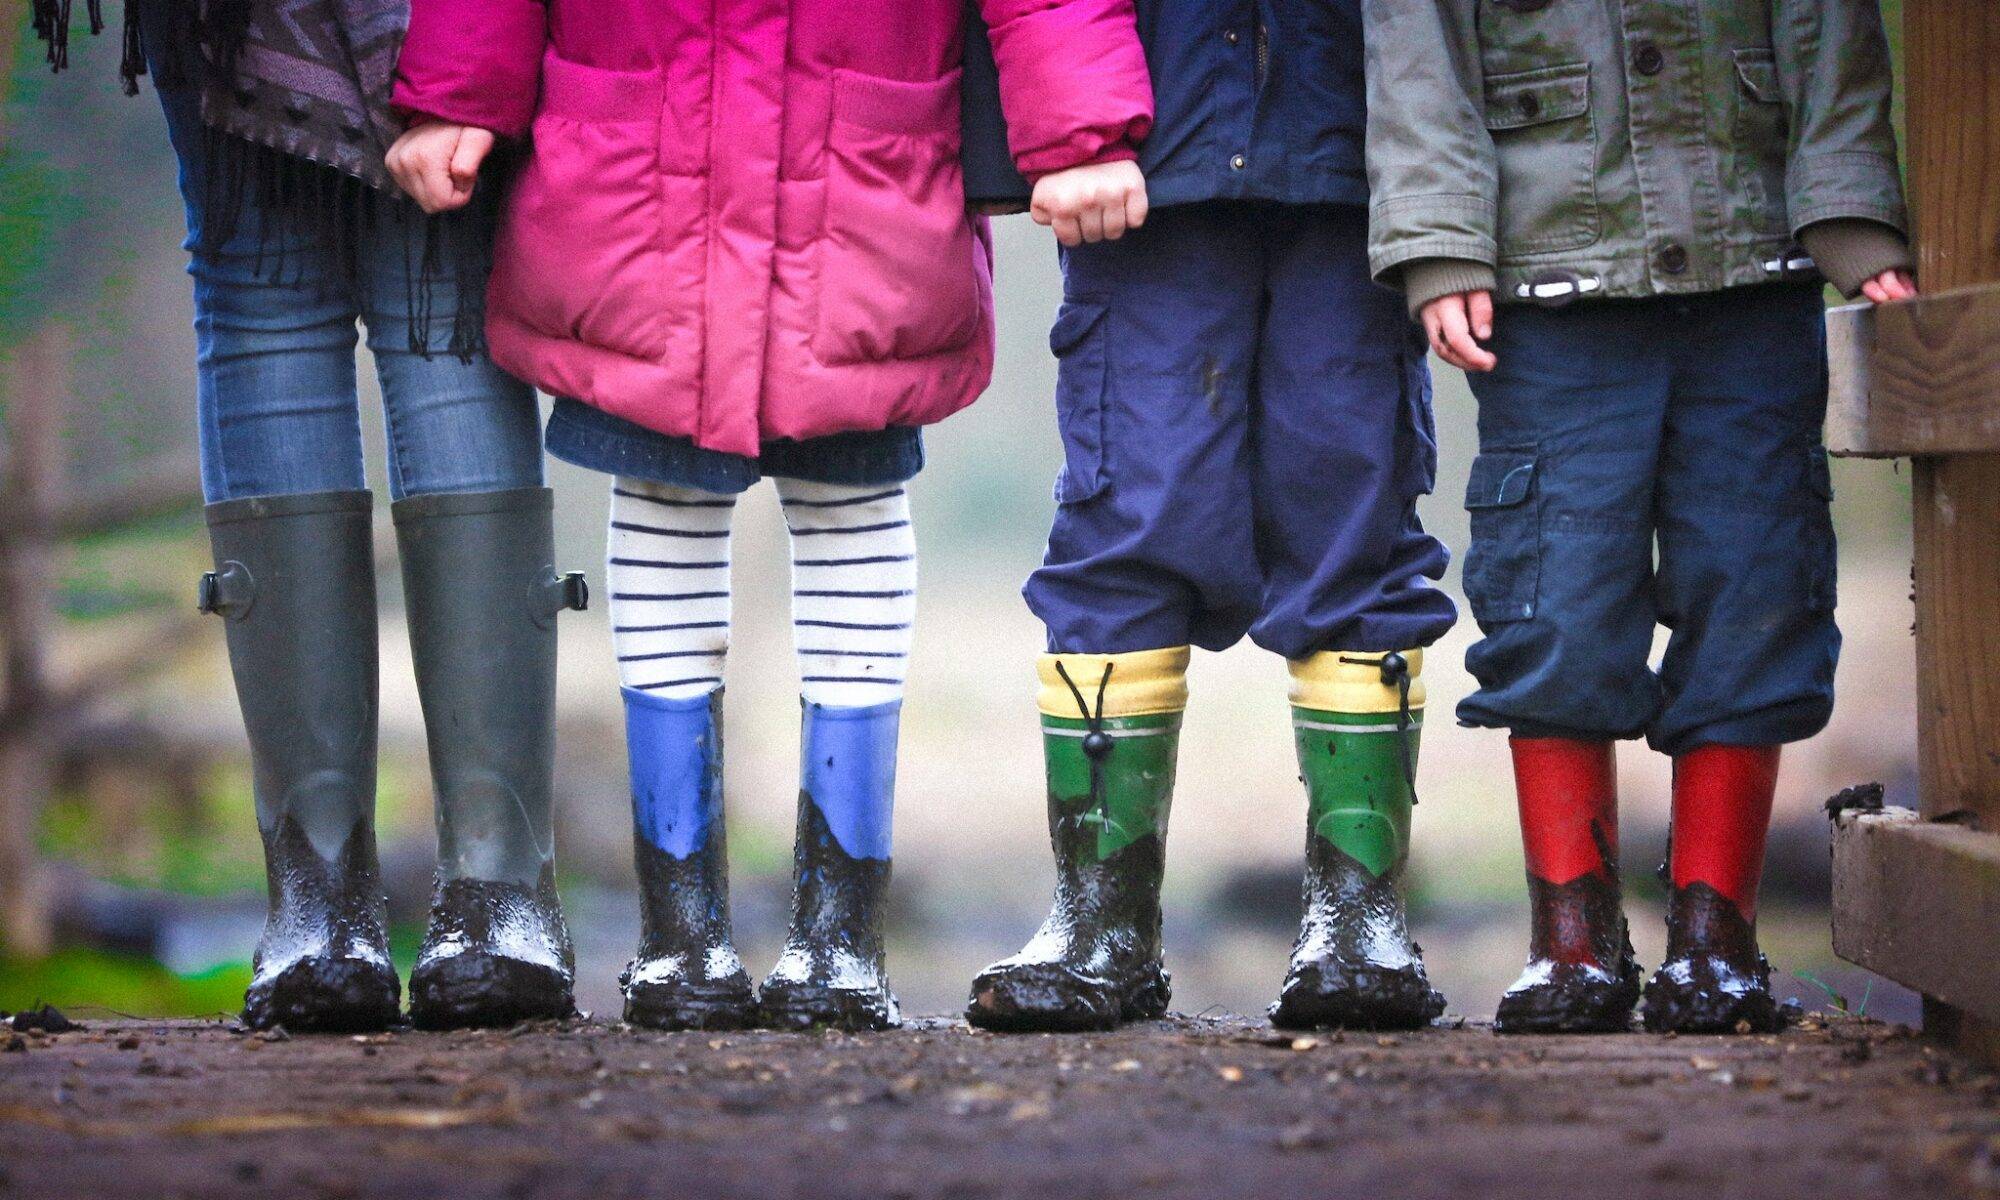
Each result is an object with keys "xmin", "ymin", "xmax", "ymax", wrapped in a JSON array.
[
  {"xmin": 153, "ymin": 84, "xmax": 541, "ymax": 504},
  {"xmin": 1457, "ymin": 283, "xmax": 1839, "ymax": 755},
  {"xmin": 1024, "ymin": 202, "xmax": 1456, "ymax": 659}
]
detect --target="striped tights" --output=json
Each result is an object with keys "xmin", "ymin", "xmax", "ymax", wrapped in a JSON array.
[{"xmin": 607, "ymin": 477, "xmax": 916, "ymax": 707}]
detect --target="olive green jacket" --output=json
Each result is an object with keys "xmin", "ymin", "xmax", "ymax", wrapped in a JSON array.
[{"xmin": 1363, "ymin": 0, "xmax": 1910, "ymax": 307}]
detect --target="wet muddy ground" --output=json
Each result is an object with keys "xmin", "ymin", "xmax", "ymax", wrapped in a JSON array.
[{"xmin": 2, "ymin": 1013, "xmax": 1996, "ymax": 1200}]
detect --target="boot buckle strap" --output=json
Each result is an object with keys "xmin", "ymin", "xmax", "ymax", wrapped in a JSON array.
[
  {"xmin": 197, "ymin": 562, "xmax": 256, "ymax": 620},
  {"xmin": 529, "ymin": 569, "xmax": 590, "ymax": 626}
]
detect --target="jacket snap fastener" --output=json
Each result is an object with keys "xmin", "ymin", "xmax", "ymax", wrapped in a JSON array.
[
  {"xmin": 1224, "ymin": 28, "xmax": 1239, "ymax": 43},
  {"xmin": 1658, "ymin": 243, "xmax": 1689, "ymax": 274},
  {"xmin": 1633, "ymin": 43, "xmax": 1665, "ymax": 76},
  {"xmin": 1230, "ymin": 153, "xmax": 1247, "ymax": 170}
]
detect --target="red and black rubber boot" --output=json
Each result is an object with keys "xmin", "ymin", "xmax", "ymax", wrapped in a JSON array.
[
  {"xmin": 1494, "ymin": 738, "xmax": 1642, "ymax": 1034},
  {"xmin": 1642, "ymin": 745, "xmax": 1791, "ymax": 1034}
]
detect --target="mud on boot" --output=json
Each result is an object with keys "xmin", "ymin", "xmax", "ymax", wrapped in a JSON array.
[
  {"xmin": 1495, "ymin": 738, "xmax": 1642, "ymax": 1034},
  {"xmin": 758, "ymin": 700, "xmax": 902, "ymax": 1032},
  {"xmin": 243, "ymin": 815, "xmax": 401, "ymax": 1033},
  {"xmin": 409, "ymin": 873, "xmax": 575, "ymax": 1028},
  {"xmin": 1643, "ymin": 746, "xmax": 1789, "ymax": 1034},
  {"xmin": 1268, "ymin": 849, "xmax": 1444, "ymax": 1031},
  {"xmin": 621, "ymin": 689, "xmax": 756, "ymax": 1031},
  {"xmin": 965, "ymin": 833, "xmax": 1173, "ymax": 1034},
  {"xmin": 202, "ymin": 491, "xmax": 401, "ymax": 1034},
  {"xmin": 967, "ymin": 650, "xmax": 1183, "ymax": 1033},
  {"xmin": 1642, "ymin": 882, "xmax": 1788, "ymax": 1034},
  {"xmin": 395, "ymin": 489, "xmax": 585, "ymax": 1030},
  {"xmin": 1270, "ymin": 652, "xmax": 1444, "ymax": 1032},
  {"xmin": 1495, "ymin": 874, "xmax": 1643, "ymax": 1033}
]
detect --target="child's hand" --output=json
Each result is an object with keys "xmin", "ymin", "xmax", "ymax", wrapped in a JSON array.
[
  {"xmin": 1030, "ymin": 160, "xmax": 1148, "ymax": 247},
  {"xmin": 386, "ymin": 121, "xmax": 496, "ymax": 214},
  {"xmin": 1419, "ymin": 290, "xmax": 1498, "ymax": 373},
  {"xmin": 1861, "ymin": 268, "xmax": 1918, "ymax": 305}
]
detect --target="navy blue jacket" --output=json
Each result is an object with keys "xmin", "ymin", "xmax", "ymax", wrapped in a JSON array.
[{"xmin": 962, "ymin": 0, "xmax": 1370, "ymax": 209}]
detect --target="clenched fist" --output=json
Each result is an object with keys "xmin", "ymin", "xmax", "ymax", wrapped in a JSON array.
[
  {"xmin": 1030, "ymin": 160, "xmax": 1149, "ymax": 247},
  {"xmin": 385, "ymin": 122, "xmax": 496, "ymax": 214}
]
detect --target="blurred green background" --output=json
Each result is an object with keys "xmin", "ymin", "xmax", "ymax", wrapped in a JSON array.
[{"xmin": 0, "ymin": 10, "xmax": 1919, "ymax": 1025}]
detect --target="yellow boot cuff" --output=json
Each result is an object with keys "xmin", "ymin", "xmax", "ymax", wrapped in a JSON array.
[
  {"xmin": 1288, "ymin": 649, "xmax": 1426, "ymax": 714},
  {"xmin": 1038, "ymin": 647, "xmax": 1191, "ymax": 719}
]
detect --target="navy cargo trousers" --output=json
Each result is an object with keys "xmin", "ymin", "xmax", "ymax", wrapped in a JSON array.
[
  {"xmin": 1457, "ymin": 282, "xmax": 1840, "ymax": 755},
  {"xmin": 1024, "ymin": 201, "xmax": 1457, "ymax": 661}
]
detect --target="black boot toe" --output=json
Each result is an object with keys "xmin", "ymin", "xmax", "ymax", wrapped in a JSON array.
[
  {"xmin": 623, "ymin": 965, "xmax": 758, "ymax": 1031},
  {"xmin": 757, "ymin": 978, "xmax": 900, "ymax": 1032},
  {"xmin": 1270, "ymin": 958, "xmax": 1444, "ymax": 1031},
  {"xmin": 243, "ymin": 955, "xmax": 400, "ymax": 1034},
  {"xmin": 409, "ymin": 952, "xmax": 574, "ymax": 1030}
]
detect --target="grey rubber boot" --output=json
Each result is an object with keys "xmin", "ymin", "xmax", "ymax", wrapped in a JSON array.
[
  {"xmin": 201, "ymin": 491, "xmax": 400, "ymax": 1033},
  {"xmin": 396, "ymin": 488, "xmax": 588, "ymax": 1029}
]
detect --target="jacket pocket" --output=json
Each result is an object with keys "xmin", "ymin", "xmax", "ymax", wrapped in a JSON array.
[
  {"xmin": 1731, "ymin": 49, "xmax": 1792, "ymax": 236},
  {"xmin": 1484, "ymin": 63, "xmax": 1599, "ymax": 257},
  {"xmin": 1050, "ymin": 300, "xmax": 1110, "ymax": 504},
  {"xmin": 1462, "ymin": 451, "xmax": 1541, "ymax": 624},
  {"xmin": 493, "ymin": 53, "xmax": 675, "ymax": 362},
  {"xmin": 815, "ymin": 69, "xmax": 983, "ymax": 366}
]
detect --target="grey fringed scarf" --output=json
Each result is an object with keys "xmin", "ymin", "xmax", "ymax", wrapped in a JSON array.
[{"xmin": 34, "ymin": 0, "xmax": 490, "ymax": 359}]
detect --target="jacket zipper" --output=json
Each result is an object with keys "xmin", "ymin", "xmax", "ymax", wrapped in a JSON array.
[{"xmin": 1254, "ymin": 21, "xmax": 1270, "ymax": 89}]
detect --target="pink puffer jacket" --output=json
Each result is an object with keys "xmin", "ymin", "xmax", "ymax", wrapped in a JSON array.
[{"xmin": 393, "ymin": 0, "xmax": 1153, "ymax": 457}]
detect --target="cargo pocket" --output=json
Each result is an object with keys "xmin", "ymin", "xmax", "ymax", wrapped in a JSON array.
[
  {"xmin": 1805, "ymin": 446, "xmax": 1837, "ymax": 611},
  {"xmin": 1050, "ymin": 299, "xmax": 1109, "ymax": 505},
  {"xmin": 492, "ymin": 53, "xmax": 674, "ymax": 361},
  {"xmin": 1463, "ymin": 451, "xmax": 1541, "ymax": 623},
  {"xmin": 1731, "ymin": 49, "xmax": 1792, "ymax": 236},
  {"xmin": 1484, "ymin": 63, "xmax": 1599, "ymax": 257},
  {"xmin": 815, "ymin": 69, "xmax": 983, "ymax": 365}
]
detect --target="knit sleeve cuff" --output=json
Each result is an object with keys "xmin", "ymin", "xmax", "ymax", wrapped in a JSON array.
[
  {"xmin": 1798, "ymin": 219, "xmax": 1915, "ymax": 299},
  {"xmin": 1399, "ymin": 259, "xmax": 1499, "ymax": 320}
]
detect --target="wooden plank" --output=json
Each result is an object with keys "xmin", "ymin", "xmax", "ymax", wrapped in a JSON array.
[
  {"xmin": 1906, "ymin": 1, "xmax": 2000, "ymax": 833},
  {"xmin": 1823, "ymin": 303, "xmax": 1876, "ymax": 455},
  {"xmin": 1831, "ymin": 808, "xmax": 2000, "ymax": 1028},
  {"xmin": 1826, "ymin": 285, "xmax": 2000, "ymax": 457},
  {"xmin": 1891, "ymin": 0, "xmax": 2000, "ymax": 1064}
]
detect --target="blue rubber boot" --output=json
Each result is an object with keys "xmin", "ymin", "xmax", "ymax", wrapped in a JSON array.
[
  {"xmin": 621, "ymin": 687, "xmax": 756, "ymax": 1030},
  {"xmin": 758, "ymin": 699, "xmax": 902, "ymax": 1031}
]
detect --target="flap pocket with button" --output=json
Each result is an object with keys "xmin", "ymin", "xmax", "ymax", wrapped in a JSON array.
[
  {"xmin": 1484, "ymin": 64, "xmax": 1591, "ymax": 130},
  {"xmin": 1051, "ymin": 300, "xmax": 1110, "ymax": 505},
  {"xmin": 1462, "ymin": 451, "xmax": 1542, "ymax": 624}
]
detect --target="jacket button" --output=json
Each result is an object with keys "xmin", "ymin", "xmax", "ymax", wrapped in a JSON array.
[
  {"xmin": 1633, "ymin": 42, "xmax": 1666, "ymax": 76},
  {"xmin": 1658, "ymin": 243, "xmax": 1689, "ymax": 274},
  {"xmin": 1517, "ymin": 92, "xmax": 1541, "ymax": 120},
  {"xmin": 1231, "ymin": 154, "xmax": 1247, "ymax": 170}
]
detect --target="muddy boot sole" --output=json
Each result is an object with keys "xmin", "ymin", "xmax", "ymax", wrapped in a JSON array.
[
  {"xmin": 1494, "ymin": 960, "xmax": 1643, "ymax": 1035},
  {"xmin": 1640, "ymin": 971, "xmax": 1788, "ymax": 1035},
  {"xmin": 1269, "ymin": 960, "xmax": 1445, "ymax": 1032},
  {"xmin": 242, "ymin": 956, "xmax": 400, "ymax": 1034},
  {"xmin": 624, "ymin": 977, "xmax": 759, "ymax": 1032},
  {"xmin": 756, "ymin": 980, "xmax": 899, "ymax": 1033},
  {"xmin": 408, "ymin": 953, "xmax": 575, "ymax": 1030},
  {"xmin": 964, "ymin": 961, "xmax": 1169, "ymax": 1033}
]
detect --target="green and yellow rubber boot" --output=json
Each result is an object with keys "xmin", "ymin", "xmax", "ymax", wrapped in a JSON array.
[
  {"xmin": 965, "ymin": 648, "xmax": 1187, "ymax": 1032},
  {"xmin": 1269, "ymin": 650, "xmax": 1446, "ymax": 1030}
]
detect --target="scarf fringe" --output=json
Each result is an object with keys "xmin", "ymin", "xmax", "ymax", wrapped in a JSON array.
[
  {"xmin": 198, "ymin": 127, "xmax": 490, "ymax": 362},
  {"xmin": 33, "ymin": 3, "xmax": 489, "ymax": 360}
]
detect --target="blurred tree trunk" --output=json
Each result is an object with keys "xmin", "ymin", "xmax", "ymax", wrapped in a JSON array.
[{"xmin": 0, "ymin": 325, "xmax": 70, "ymax": 958}]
